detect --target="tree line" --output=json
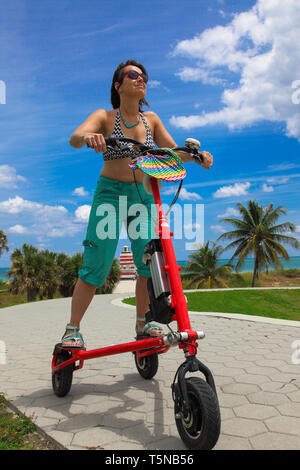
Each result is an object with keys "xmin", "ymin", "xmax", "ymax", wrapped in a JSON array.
[
  {"xmin": 0, "ymin": 200, "xmax": 299, "ymax": 298},
  {"xmin": 0, "ymin": 238, "xmax": 120, "ymax": 302}
]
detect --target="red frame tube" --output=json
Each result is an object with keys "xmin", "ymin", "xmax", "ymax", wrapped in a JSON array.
[
  {"xmin": 52, "ymin": 337, "xmax": 170, "ymax": 374},
  {"xmin": 151, "ymin": 179, "xmax": 191, "ymax": 333},
  {"xmin": 53, "ymin": 176, "xmax": 198, "ymax": 373}
]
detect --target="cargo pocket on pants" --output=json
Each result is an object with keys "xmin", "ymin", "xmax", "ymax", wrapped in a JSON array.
[{"xmin": 78, "ymin": 239, "xmax": 107, "ymax": 287}]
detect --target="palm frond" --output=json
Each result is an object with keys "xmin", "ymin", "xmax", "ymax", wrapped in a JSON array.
[
  {"xmin": 217, "ymin": 229, "xmax": 252, "ymax": 243},
  {"xmin": 269, "ymin": 233, "xmax": 300, "ymax": 250},
  {"xmin": 237, "ymin": 201, "xmax": 258, "ymax": 227},
  {"xmin": 264, "ymin": 237, "xmax": 290, "ymax": 260},
  {"xmin": 269, "ymin": 222, "xmax": 296, "ymax": 234},
  {"xmin": 218, "ymin": 218, "xmax": 250, "ymax": 230},
  {"xmin": 218, "ymin": 237, "xmax": 250, "ymax": 253},
  {"xmin": 262, "ymin": 203, "xmax": 286, "ymax": 226},
  {"xmin": 234, "ymin": 240, "xmax": 254, "ymax": 271},
  {"xmin": 262, "ymin": 240, "xmax": 284, "ymax": 269}
]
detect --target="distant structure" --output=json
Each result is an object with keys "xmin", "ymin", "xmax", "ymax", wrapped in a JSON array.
[{"xmin": 119, "ymin": 246, "xmax": 137, "ymax": 280}]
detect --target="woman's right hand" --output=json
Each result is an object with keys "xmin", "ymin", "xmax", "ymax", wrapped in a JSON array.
[{"xmin": 84, "ymin": 133, "xmax": 107, "ymax": 153}]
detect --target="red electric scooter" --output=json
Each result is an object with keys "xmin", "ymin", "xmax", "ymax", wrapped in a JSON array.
[{"xmin": 52, "ymin": 137, "xmax": 221, "ymax": 450}]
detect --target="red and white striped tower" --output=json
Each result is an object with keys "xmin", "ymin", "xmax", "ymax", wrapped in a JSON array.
[{"xmin": 119, "ymin": 246, "xmax": 137, "ymax": 280}]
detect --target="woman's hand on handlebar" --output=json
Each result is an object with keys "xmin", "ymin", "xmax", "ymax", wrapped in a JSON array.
[
  {"xmin": 84, "ymin": 133, "xmax": 106, "ymax": 153},
  {"xmin": 198, "ymin": 150, "xmax": 213, "ymax": 169}
]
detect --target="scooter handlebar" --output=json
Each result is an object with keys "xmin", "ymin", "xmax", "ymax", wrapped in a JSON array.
[{"xmin": 87, "ymin": 136, "xmax": 204, "ymax": 162}]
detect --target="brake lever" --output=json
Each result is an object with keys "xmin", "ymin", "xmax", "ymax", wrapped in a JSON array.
[
  {"xmin": 87, "ymin": 139, "xmax": 133, "ymax": 153},
  {"xmin": 193, "ymin": 152, "xmax": 203, "ymax": 163},
  {"xmin": 107, "ymin": 138, "xmax": 133, "ymax": 152},
  {"xmin": 173, "ymin": 145, "xmax": 203, "ymax": 163}
]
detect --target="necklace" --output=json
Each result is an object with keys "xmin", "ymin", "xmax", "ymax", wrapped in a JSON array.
[{"xmin": 119, "ymin": 110, "xmax": 140, "ymax": 128}]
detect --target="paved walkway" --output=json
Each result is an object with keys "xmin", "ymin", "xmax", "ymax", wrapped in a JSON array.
[{"xmin": 1, "ymin": 292, "xmax": 300, "ymax": 450}]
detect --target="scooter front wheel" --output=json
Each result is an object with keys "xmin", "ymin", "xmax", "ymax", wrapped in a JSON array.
[
  {"xmin": 175, "ymin": 377, "xmax": 221, "ymax": 450},
  {"xmin": 134, "ymin": 352, "xmax": 158, "ymax": 380},
  {"xmin": 52, "ymin": 349, "xmax": 73, "ymax": 397}
]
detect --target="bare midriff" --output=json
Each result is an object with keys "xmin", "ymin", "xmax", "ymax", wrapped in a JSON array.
[{"xmin": 101, "ymin": 159, "xmax": 145, "ymax": 183}]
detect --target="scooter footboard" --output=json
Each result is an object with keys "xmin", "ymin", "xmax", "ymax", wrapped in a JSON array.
[
  {"xmin": 52, "ymin": 336, "xmax": 171, "ymax": 374},
  {"xmin": 52, "ymin": 329, "xmax": 205, "ymax": 374}
]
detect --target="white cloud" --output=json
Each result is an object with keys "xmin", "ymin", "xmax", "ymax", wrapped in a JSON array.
[
  {"xmin": 148, "ymin": 80, "xmax": 162, "ymax": 88},
  {"xmin": 8, "ymin": 224, "xmax": 28, "ymax": 234},
  {"xmin": 163, "ymin": 187, "xmax": 176, "ymax": 196},
  {"xmin": 184, "ymin": 222, "xmax": 201, "ymax": 230},
  {"xmin": 210, "ymin": 224, "xmax": 226, "ymax": 234},
  {"xmin": 0, "ymin": 195, "xmax": 85, "ymax": 240},
  {"xmin": 175, "ymin": 67, "xmax": 226, "ymax": 86},
  {"xmin": 213, "ymin": 182, "xmax": 250, "ymax": 198},
  {"xmin": 163, "ymin": 187, "xmax": 202, "ymax": 201},
  {"xmin": 266, "ymin": 176, "xmax": 289, "ymax": 185},
  {"xmin": 217, "ymin": 207, "xmax": 240, "ymax": 218},
  {"xmin": 0, "ymin": 196, "xmax": 67, "ymax": 216},
  {"xmin": 0, "ymin": 165, "xmax": 26, "ymax": 189},
  {"xmin": 179, "ymin": 188, "xmax": 202, "ymax": 201},
  {"xmin": 0, "ymin": 196, "xmax": 42, "ymax": 214},
  {"xmin": 264, "ymin": 163, "xmax": 300, "ymax": 172},
  {"xmin": 148, "ymin": 80, "xmax": 170, "ymax": 92},
  {"xmin": 74, "ymin": 205, "xmax": 91, "ymax": 222},
  {"xmin": 262, "ymin": 183, "xmax": 274, "ymax": 192},
  {"xmin": 72, "ymin": 186, "xmax": 89, "ymax": 197},
  {"xmin": 170, "ymin": 0, "xmax": 300, "ymax": 141}
]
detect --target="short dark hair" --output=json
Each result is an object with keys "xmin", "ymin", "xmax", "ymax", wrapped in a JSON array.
[{"xmin": 110, "ymin": 59, "xmax": 150, "ymax": 112}]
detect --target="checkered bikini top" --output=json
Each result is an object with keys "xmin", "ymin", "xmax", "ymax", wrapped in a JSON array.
[{"xmin": 102, "ymin": 109, "xmax": 156, "ymax": 161}]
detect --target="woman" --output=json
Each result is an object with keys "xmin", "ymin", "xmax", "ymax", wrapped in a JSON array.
[{"xmin": 61, "ymin": 59, "xmax": 213, "ymax": 349}]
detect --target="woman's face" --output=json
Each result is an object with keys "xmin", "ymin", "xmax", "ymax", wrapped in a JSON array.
[{"xmin": 115, "ymin": 65, "xmax": 147, "ymax": 101}]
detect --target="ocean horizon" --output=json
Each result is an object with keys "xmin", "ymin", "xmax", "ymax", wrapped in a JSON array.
[{"xmin": 1, "ymin": 256, "xmax": 300, "ymax": 281}]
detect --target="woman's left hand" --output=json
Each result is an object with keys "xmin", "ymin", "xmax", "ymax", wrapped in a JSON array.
[{"xmin": 199, "ymin": 151, "xmax": 213, "ymax": 169}]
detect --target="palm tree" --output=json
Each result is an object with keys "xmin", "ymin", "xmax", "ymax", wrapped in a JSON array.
[
  {"xmin": 56, "ymin": 252, "xmax": 83, "ymax": 297},
  {"xmin": 97, "ymin": 258, "xmax": 121, "ymax": 294},
  {"xmin": 217, "ymin": 200, "xmax": 300, "ymax": 287},
  {"xmin": 0, "ymin": 230, "xmax": 9, "ymax": 257},
  {"xmin": 181, "ymin": 241, "xmax": 233, "ymax": 289},
  {"xmin": 7, "ymin": 244, "xmax": 41, "ymax": 301},
  {"xmin": 36, "ymin": 250, "xmax": 59, "ymax": 299}
]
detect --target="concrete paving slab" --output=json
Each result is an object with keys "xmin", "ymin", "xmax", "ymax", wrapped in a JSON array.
[{"xmin": 0, "ymin": 292, "xmax": 300, "ymax": 450}]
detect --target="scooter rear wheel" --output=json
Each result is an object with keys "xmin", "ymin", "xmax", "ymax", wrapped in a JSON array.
[
  {"xmin": 52, "ymin": 350, "xmax": 73, "ymax": 397},
  {"xmin": 175, "ymin": 377, "xmax": 221, "ymax": 450},
  {"xmin": 134, "ymin": 352, "xmax": 158, "ymax": 380}
]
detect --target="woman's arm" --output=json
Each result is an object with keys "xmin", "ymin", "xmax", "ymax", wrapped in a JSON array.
[
  {"xmin": 152, "ymin": 113, "xmax": 194, "ymax": 163},
  {"xmin": 69, "ymin": 109, "xmax": 107, "ymax": 152},
  {"xmin": 151, "ymin": 112, "xmax": 213, "ymax": 168}
]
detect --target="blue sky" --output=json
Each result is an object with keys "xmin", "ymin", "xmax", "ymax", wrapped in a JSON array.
[{"xmin": 0, "ymin": 0, "xmax": 300, "ymax": 267}]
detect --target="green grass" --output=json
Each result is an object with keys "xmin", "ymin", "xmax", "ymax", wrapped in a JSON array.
[
  {"xmin": 123, "ymin": 289, "xmax": 300, "ymax": 322},
  {"xmin": 0, "ymin": 291, "xmax": 28, "ymax": 309},
  {"xmin": 0, "ymin": 394, "xmax": 58, "ymax": 450},
  {"xmin": 0, "ymin": 287, "xmax": 66, "ymax": 309},
  {"xmin": 0, "ymin": 394, "xmax": 36, "ymax": 450}
]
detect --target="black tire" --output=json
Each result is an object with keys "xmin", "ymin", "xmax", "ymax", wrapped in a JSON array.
[
  {"xmin": 52, "ymin": 350, "xmax": 73, "ymax": 397},
  {"xmin": 134, "ymin": 352, "xmax": 159, "ymax": 379},
  {"xmin": 175, "ymin": 377, "xmax": 221, "ymax": 450}
]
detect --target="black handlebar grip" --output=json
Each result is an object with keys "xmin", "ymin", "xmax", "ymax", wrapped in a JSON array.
[{"xmin": 193, "ymin": 153, "xmax": 203, "ymax": 163}]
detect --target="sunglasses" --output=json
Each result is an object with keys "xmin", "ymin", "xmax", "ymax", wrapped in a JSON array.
[{"xmin": 123, "ymin": 70, "xmax": 148, "ymax": 84}]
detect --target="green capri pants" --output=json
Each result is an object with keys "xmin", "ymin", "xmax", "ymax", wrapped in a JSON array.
[{"xmin": 78, "ymin": 175, "xmax": 155, "ymax": 287}]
